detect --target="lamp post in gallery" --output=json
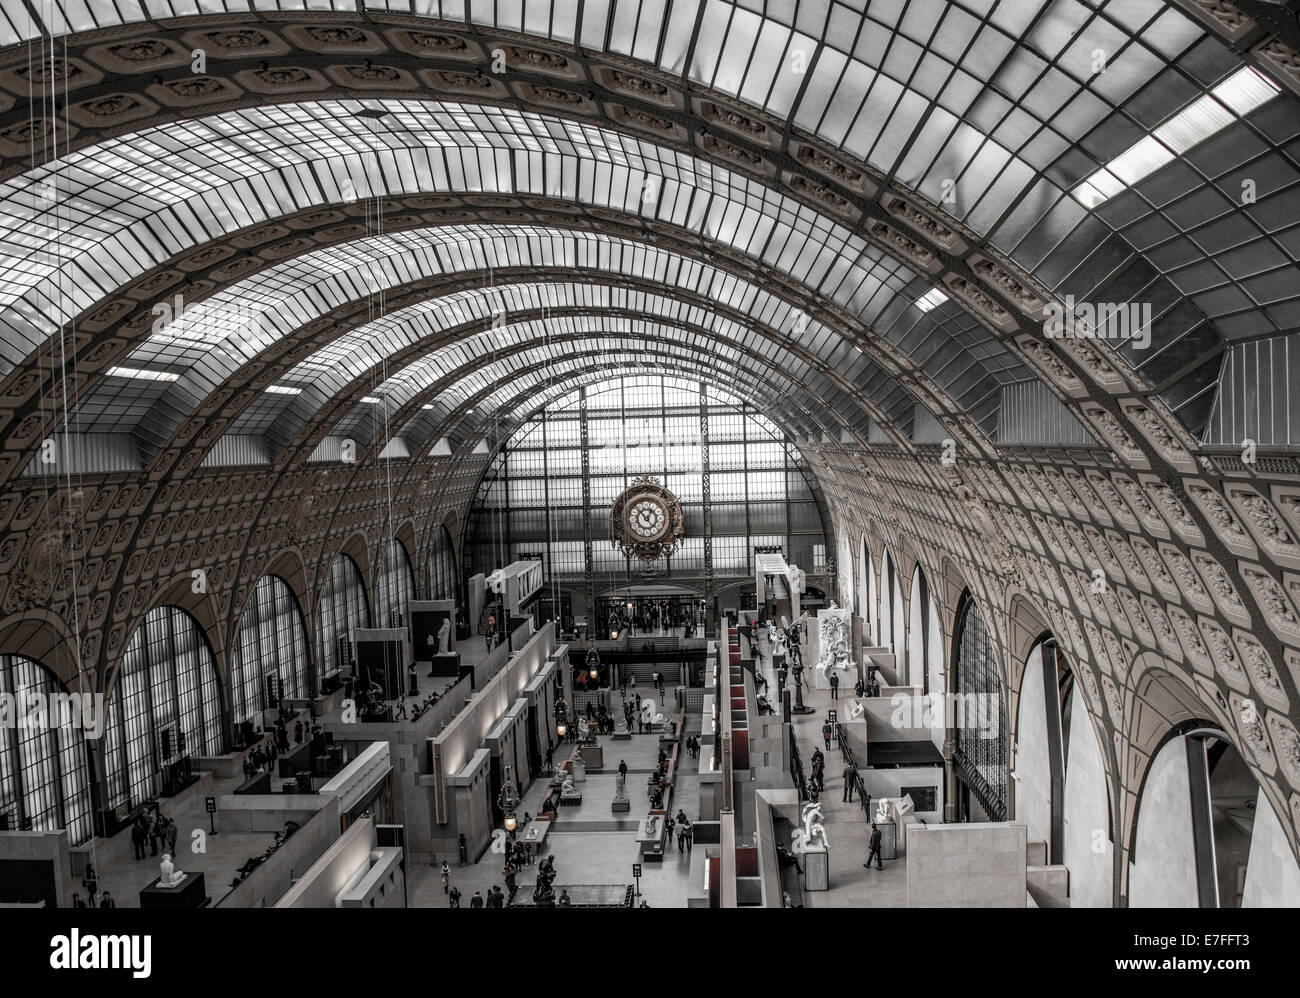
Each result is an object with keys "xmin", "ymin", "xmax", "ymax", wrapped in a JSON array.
[{"xmin": 499, "ymin": 765, "xmax": 520, "ymax": 833}]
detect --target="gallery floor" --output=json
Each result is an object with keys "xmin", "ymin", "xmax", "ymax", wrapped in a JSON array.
[{"xmin": 410, "ymin": 631, "xmax": 905, "ymax": 909}]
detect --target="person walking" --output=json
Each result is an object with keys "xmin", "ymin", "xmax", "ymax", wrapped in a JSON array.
[
  {"xmin": 842, "ymin": 763, "xmax": 857, "ymax": 802},
  {"xmin": 98, "ymin": 891, "xmax": 117, "ymax": 908},
  {"xmin": 829, "ymin": 672, "xmax": 839, "ymax": 700},
  {"xmin": 470, "ymin": 890, "xmax": 484, "ymax": 908},
  {"xmin": 618, "ymin": 759, "xmax": 628, "ymax": 782},
  {"xmin": 131, "ymin": 816, "xmax": 147, "ymax": 860},
  {"xmin": 82, "ymin": 863, "xmax": 98, "ymax": 906},
  {"xmin": 822, "ymin": 720, "xmax": 834, "ymax": 751},
  {"xmin": 865, "ymin": 822, "xmax": 883, "ymax": 871},
  {"xmin": 441, "ymin": 860, "xmax": 451, "ymax": 894},
  {"xmin": 448, "ymin": 885, "xmax": 462, "ymax": 908}
]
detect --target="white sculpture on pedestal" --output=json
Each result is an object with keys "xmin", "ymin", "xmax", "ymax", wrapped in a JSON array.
[
  {"xmin": 158, "ymin": 853, "xmax": 184, "ymax": 888},
  {"xmin": 642, "ymin": 813, "xmax": 659, "ymax": 838},
  {"xmin": 790, "ymin": 802, "xmax": 828, "ymax": 853},
  {"xmin": 437, "ymin": 618, "xmax": 451, "ymax": 655},
  {"xmin": 814, "ymin": 605, "xmax": 854, "ymax": 690}
]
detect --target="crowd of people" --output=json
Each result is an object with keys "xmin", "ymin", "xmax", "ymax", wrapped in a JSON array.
[{"xmin": 603, "ymin": 599, "xmax": 705, "ymax": 638}]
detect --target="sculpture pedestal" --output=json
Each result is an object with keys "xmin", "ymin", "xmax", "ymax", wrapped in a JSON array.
[
  {"xmin": 802, "ymin": 846, "xmax": 829, "ymax": 891},
  {"xmin": 428, "ymin": 652, "xmax": 461, "ymax": 678},
  {"xmin": 573, "ymin": 761, "xmax": 586, "ymax": 782},
  {"xmin": 611, "ymin": 797, "xmax": 630, "ymax": 813},
  {"xmin": 581, "ymin": 744, "xmax": 603, "ymax": 769},
  {"xmin": 140, "ymin": 871, "xmax": 207, "ymax": 909}
]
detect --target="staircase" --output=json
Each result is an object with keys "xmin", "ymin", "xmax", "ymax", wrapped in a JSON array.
[
  {"xmin": 1025, "ymin": 839, "xmax": 1071, "ymax": 908},
  {"xmin": 861, "ymin": 645, "xmax": 898, "ymax": 685}
]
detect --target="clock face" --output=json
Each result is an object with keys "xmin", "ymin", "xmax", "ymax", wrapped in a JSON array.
[
  {"xmin": 628, "ymin": 498, "xmax": 668, "ymax": 540},
  {"xmin": 610, "ymin": 476, "xmax": 684, "ymax": 562}
]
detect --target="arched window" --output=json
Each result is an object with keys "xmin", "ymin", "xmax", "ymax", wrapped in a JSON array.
[
  {"xmin": 881, "ymin": 549, "xmax": 904, "ymax": 656},
  {"xmin": 374, "ymin": 538, "xmax": 415, "ymax": 628},
  {"xmin": 428, "ymin": 525, "xmax": 457, "ymax": 602},
  {"xmin": 231, "ymin": 576, "xmax": 309, "ymax": 725},
  {"xmin": 952, "ymin": 591, "xmax": 1008, "ymax": 821},
  {"xmin": 858, "ymin": 537, "xmax": 873, "ymax": 642},
  {"xmin": 0, "ymin": 654, "xmax": 94, "ymax": 845},
  {"xmin": 908, "ymin": 565, "xmax": 942, "ymax": 694},
  {"xmin": 315, "ymin": 554, "xmax": 369, "ymax": 687},
  {"xmin": 103, "ymin": 606, "xmax": 224, "ymax": 810}
]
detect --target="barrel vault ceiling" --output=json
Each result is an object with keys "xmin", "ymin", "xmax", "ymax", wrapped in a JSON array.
[{"xmin": 2, "ymin": 0, "xmax": 1300, "ymax": 895}]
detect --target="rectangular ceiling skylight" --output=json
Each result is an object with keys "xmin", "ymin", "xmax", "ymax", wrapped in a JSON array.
[
  {"xmin": 105, "ymin": 366, "xmax": 180, "ymax": 382},
  {"xmin": 265, "ymin": 384, "xmax": 302, "ymax": 396},
  {"xmin": 916, "ymin": 288, "xmax": 949, "ymax": 312},
  {"xmin": 360, "ymin": 396, "xmax": 381, "ymax": 404},
  {"xmin": 1072, "ymin": 66, "xmax": 1280, "ymax": 207}
]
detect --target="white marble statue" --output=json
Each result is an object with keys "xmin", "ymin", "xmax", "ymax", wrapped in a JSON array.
[
  {"xmin": 158, "ymin": 853, "xmax": 184, "ymax": 888},
  {"xmin": 790, "ymin": 802, "xmax": 828, "ymax": 854},
  {"xmin": 642, "ymin": 813, "xmax": 659, "ymax": 837},
  {"xmin": 437, "ymin": 618, "xmax": 451, "ymax": 655},
  {"xmin": 561, "ymin": 773, "xmax": 577, "ymax": 797},
  {"xmin": 615, "ymin": 770, "xmax": 627, "ymax": 799},
  {"xmin": 578, "ymin": 716, "xmax": 590, "ymax": 741},
  {"xmin": 640, "ymin": 698, "xmax": 656, "ymax": 726}
]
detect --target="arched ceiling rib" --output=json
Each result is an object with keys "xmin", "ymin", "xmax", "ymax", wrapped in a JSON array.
[
  {"xmin": 225, "ymin": 282, "xmax": 917, "ymax": 446},
  {"xmin": 251, "ymin": 317, "xmax": 890, "ymax": 454},
  {"xmin": 47, "ymin": 216, "xmax": 992, "ymax": 467},
  {"xmin": 393, "ymin": 348, "xmax": 844, "ymax": 462},
  {"xmin": 313, "ymin": 342, "xmax": 852, "ymax": 467},
  {"xmin": 0, "ymin": 100, "xmax": 981, "ymax": 375}
]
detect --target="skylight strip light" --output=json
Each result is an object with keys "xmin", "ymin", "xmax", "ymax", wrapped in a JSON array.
[
  {"xmin": 105, "ymin": 366, "xmax": 180, "ymax": 382},
  {"xmin": 265, "ymin": 384, "xmax": 303, "ymax": 396},
  {"xmin": 916, "ymin": 288, "xmax": 949, "ymax": 312},
  {"xmin": 1152, "ymin": 95, "xmax": 1234, "ymax": 155},
  {"xmin": 1211, "ymin": 65, "xmax": 1280, "ymax": 116},
  {"xmin": 360, "ymin": 396, "xmax": 382, "ymax": 404},
  {"xmin": 1072, "ymin": 66, "xmax": 1280, "ymax": 207}
]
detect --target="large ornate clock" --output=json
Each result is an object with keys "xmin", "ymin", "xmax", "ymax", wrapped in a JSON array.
[{"xmin": 611, "ymin": 475, "xmax": 685, "ymax": 562}]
